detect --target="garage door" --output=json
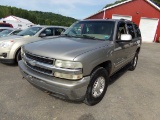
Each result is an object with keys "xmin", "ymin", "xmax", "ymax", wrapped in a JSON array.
[
  {"xmin": 139, "ymin": 18, "xmax": 159, "ymax": 42},
  {"xmin": 112, "ymin": 14, "xmax": 132, "ymax": 21}
]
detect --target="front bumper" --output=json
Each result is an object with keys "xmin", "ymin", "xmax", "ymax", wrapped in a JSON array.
[
  {"xmin": 0, "ymin": 49, "xmax": 14, "ymax": 64},
  {"xmin": 0, "ymin": 58, "xmax": 15, "ymax": 64},
  {"xmin": 18, "ymin": 61, "xmax": 90, "ymax": 101}
]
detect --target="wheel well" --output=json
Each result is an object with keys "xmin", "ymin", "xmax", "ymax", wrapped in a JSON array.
[
  {"xmin": 91, "ymin": 61, "xmax": 112, "ymax": 76},
  {"xmin": 15, "ymin": 47, "xmax": 21, "ymax": 59},
  {"xmin": 136, "ymin": 47, "xmax": 141, "ymax": 54}
]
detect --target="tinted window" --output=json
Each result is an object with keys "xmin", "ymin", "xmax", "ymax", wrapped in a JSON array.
[
  {"xmin": 11, "ymin": 30, "xmax": 22, "ymax": 35},
  {"xmin": 41, "ymin": 28, "xmax": 54, "ymax": 36},
  {"xmin": 116, "ymin": 22, "xmax": 127, "ymax": 40},
  {"xmin": 133, "ymin": 24, "xmax": 141, "ymax": 38},
  {"xmin": 55, "ymin": 28, "xmax": 65, "ymax": 36},
  {"xmin": 127, "ymin": 24, "xmax": 135, "ymax": 39}
]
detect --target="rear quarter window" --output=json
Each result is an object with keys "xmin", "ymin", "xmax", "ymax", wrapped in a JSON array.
[
  {"xmin": 127, "ymin": 24, "xmax": 135, "ymax": 39},
  {"xmin": 133, "ymin": 24, "xmax": 141, "ymax": 38}
]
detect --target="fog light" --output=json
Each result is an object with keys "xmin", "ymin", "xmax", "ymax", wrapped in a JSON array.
[
  {"xmin": 2, "ymin": 53, "xmax": 7, "ymax": 58},
  {"xmin": 54, "ymin": 72, "xmax": 83, "ymax": 80}
]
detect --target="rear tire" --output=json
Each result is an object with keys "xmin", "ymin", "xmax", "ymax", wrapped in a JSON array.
[
  {"xmin": 128, "ymin": 53, "xmax": 138, "ymax": 71},
  {"xmin": 84, "ymin": 67, "xmax": 109, "ymax": 106}
]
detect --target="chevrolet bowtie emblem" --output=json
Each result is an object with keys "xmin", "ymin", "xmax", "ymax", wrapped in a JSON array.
[{"xmin": 29, "ymin": 60, "xmax": 36, "ymax": 66}]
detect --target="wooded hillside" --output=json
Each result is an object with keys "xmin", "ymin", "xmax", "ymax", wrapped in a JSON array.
[{"xmin": 0, "ymin": 5, "xmax": 77, "ymax": 26}]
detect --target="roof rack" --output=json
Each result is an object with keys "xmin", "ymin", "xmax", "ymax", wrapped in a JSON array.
[{"xmin": 120, "ymin": 18, "xmax": 129, "ymax": 21}]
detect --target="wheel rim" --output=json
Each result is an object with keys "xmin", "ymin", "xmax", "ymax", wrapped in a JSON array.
[
  {"xmin": 133, "ymin": 56, "xmax": 137, "ymax": 67},
  {"xmin": 92, "ymin": 77, "xmax": 105, "ymax": 98}
]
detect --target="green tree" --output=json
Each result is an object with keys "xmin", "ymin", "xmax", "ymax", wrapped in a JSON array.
[
  {"xmin": 152, "ymin": 0, "xmax": 160, "ymax": 6},
  {"xmin": 0, "ymin": 5, "xmax": 77, "ymax": 27}
]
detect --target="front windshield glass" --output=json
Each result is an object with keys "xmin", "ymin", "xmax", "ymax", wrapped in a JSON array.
[
  {"xmin": 17, "ymin": 27, "xmax": 42, "ymax": 36},
  {"xmin": 0, "ymin": 29, "xmax": 13, "ymax": 36},
  {"xmin": 63, "ymin": 21, "xmax": 115, "ymax": 41}
]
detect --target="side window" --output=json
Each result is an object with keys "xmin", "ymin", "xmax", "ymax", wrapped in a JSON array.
[
  {"xmin": 116, "ymin": 22, "xmax": 127, "ymax": 40},
  {"xmin": 85, "ymin": 24, "xmax": 95, "ymax": 34},
  {"xmin": 11, "ymin": 30, "xmax": 22, "ymax": 35},
  {"xmin": 127, "ymin": 24, "xmax": 135, "ymax": 39},
  {"xmin": 55, "ymin": 28, "xmax": 65, "ymax": 36},
  {"xmin": 41, "ymin": 28, "xmax": 54, "ymax": 36},
  {"xmin": 0, "ymin": 29, "xmax": 5, "ymax": 32},
  {"xmin": 133, "ymin": 24, "xmax": 141, "ymax": 38}
]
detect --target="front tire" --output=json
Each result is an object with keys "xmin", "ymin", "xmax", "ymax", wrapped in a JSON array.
[
  {"xmin": 84, "ymin": 67, "xmax": 109, "ymax": 106},
  {"xmin": 16, "ymin": 50, "xmax": 21, "ymax": 63}
]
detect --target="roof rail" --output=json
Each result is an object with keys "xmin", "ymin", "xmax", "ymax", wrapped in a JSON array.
[{"xmin": 120, "ymin": 18, "xmax": 129, "ymax": 21}]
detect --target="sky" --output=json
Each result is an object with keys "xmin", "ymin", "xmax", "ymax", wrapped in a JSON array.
[{"xmin": 0, "ymin": 0, "xmax": 117, "ymax": 19}]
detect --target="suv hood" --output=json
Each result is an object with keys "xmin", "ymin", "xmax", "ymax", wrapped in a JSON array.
[{"xmin": 24, "ymin": 37, "xmax": 109, "ymax": 61}]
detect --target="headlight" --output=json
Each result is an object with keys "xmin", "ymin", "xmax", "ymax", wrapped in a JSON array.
[
  {"xmin": 54, "ymin": 60, "xmax": 83, "ymax": 80},
  {"xmin": 55, "ymin": 60, "xmax": 83, "ymax": 69},
  {"xmin": 0, "ymin": 41, "xmax": 14, "ymax": 48}
]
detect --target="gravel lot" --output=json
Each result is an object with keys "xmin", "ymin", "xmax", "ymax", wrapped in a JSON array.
[{"xmin": 0, "ymin": 43, "xmax": 160, "ymax": 120}]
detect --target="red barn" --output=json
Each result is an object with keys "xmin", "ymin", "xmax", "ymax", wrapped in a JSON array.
[{"xmin": 86, "ymin": 0, "xmax": 160, "ymax": 42}]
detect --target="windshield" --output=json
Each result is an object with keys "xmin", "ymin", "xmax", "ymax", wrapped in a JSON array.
[
  {"xmin": 63, "ymin": 21, "xmax": 115, "ymax": 41},
  {"xmin": 17, "ymin": 27, "xmax": 42, "ymax": 36},
  {"xmin": 0, "ymin": 29, "xmax": 13, "ymax": 36}
]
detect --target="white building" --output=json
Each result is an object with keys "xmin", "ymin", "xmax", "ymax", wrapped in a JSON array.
[{"xmin": 0, "ymin": 16, "xmax": 34, "ymax": 29}]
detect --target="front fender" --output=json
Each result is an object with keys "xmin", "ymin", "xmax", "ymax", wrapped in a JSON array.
[{"xmin": 74, "ymin": 45, "xmax": 114, "ymax": 76}]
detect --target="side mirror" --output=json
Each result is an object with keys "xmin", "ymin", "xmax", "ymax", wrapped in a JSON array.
[
  {"xmin": 60, "ymin": 30, "xmax": 66, "ymax": 35},
  {"xmin": 116, "ymin": 34, "xmax": 132, "ymax": 42},
  {"xmin": 39, "ymin": 33, "xmax": 46, "ymax": 37}
]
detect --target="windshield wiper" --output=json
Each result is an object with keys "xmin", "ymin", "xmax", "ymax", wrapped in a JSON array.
[
  {"xmin": 61, "ymin": 34, "xmax": 74, "ymax": 37},
  {"xmin": 82, "ymin": 35, "xmax": 96, "ymax": 39},
  {"xmin": 62, "ymin": 34, "xmax": 103, "ymax": 40},
  {"xmin": 18, "ymin": 34, "xmax": 24, "ymax": 36},
  {"xmin": 74, "ymin": 34, "xmax": 97, "ymax": 40}
]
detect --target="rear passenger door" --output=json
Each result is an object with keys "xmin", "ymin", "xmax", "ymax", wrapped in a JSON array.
[
  {"xmin": 40, "ymin": 27, "xmax": 65, "ymax": 39},
  {"xmin": 133, "ymin": 24, "xmax": 142, "ymax": 45},
  {"xmin": 126, "ymin": 23, "xmax": 137, "ymax": 60}
]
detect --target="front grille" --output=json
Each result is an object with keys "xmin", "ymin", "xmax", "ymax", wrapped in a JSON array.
[
  {"xmin": 25, "ymin": 53, "xmax": 53, "ymax": 65},
  {"xmin": 26, "ymin": 62, "xmax": 52, "ymax": 75}
]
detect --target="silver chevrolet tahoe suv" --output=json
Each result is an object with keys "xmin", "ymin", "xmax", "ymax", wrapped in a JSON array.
[
  {"xmin": 19, "ymin": 19, "xmax": 141, "ymax": 106},
  {"xmin": 0, "ymin": 26, "xmax": 66, "ymax": 64}
]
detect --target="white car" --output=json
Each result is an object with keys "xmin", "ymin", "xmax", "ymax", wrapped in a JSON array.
[{"xmin": 0, "ymin": 26, "xmax": 66, "ymax": 64}]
